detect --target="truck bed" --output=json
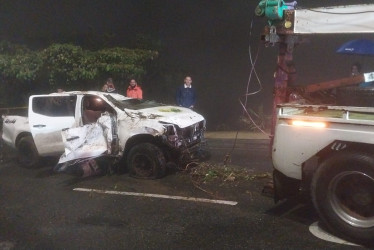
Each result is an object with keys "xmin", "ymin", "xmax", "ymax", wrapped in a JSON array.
[{"xmin": 278, "ymin": 104, "xmax": 374, "ymax": 123}]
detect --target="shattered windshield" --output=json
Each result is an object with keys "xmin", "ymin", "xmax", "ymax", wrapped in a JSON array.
[{"xmin": 105, "ymin": 94, "xmax": 166, "ymax": 110}]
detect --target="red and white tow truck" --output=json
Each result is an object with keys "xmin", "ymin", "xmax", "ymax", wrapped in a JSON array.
[{"xmin": 256, "ymin": 1, "xmax": 374, "ymax": 245}]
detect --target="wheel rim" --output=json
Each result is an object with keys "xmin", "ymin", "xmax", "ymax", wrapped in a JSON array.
[
  {"xmin": 131, "ymin": 153, "xmax": 154, "ymax": 177},
  {"xmin": 329, "ymin": 171, "xmax": 374, "ymax": 228}
]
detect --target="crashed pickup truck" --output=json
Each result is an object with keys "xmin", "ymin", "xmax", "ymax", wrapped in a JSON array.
[
  {"xmin": 272, "ymin": 104, "xmax": 374, "ymax": 245},
  {"xmin": 2, "ymin": 91, "xmax": 206, "ymax": 178}
]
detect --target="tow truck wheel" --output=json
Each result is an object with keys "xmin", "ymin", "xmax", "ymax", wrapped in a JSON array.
[
  {"xmin": 127, "ymin": 143, "xmax": 166, "ymax": 179},
  {"xmin": 17, "ymin": 135, "xmax": 40, "ymax": 168},
  {"xmin": 311, "ymin": 152, "xmax": 374, "ymax": 246}
]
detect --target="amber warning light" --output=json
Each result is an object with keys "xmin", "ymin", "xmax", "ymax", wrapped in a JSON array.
[{"xmin": 291, "ymin": 120, "xmax": 327, "ymax": 128}]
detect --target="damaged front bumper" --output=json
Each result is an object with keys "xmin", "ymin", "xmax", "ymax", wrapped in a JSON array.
[
  {"xmin": 162, "ymin": 120, "xmax": 206, "ymax": 149},
  {"xmin": 162, "ymin": 120, "xmax": 208, "ymax": 164}
]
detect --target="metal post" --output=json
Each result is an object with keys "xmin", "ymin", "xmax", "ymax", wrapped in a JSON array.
[{"xmin": 271, "ymin": 38, "xmax": 295, "ymax": 141}]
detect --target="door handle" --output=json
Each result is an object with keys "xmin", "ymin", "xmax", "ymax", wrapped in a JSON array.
[
  {"xmin": 33, "ymin": 124, "xmax": 46, "ymax": 128},
  {"xmin": 66, "ymin": 136, "xmax": 79, "ymax": 141}
]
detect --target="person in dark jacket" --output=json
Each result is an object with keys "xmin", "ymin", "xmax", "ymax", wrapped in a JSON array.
[{"xmin": 176, "ymin": 76, "xmax": 196, "ymax": 109}]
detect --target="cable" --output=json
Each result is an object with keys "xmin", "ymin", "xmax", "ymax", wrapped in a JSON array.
[
  {"xmin": 244, "ymin": 15, "xmax": 263, "ymax": 108},
  {"xmin": 245, "ymin": 41, "xmax": 262, "ymax": 99},
  {"xmin": 239, "ymin": 98, "xmax": 270, "ymax": 136},
  {"xmin": 226, "ymin": 11, "xmax": 271, "ymax": 163},
  {"xmin": 240, "ymin": 14, "xmax": 269, "ymax": 136}
]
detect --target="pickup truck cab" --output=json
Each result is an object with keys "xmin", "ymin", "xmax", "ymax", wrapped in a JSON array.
[
  {"xmin": 272, "ymin": 103, "xmax": 374, "ymax": 246},
  {"xmin": 2, "ymin": 91, "xmax": 206, "ymax": 178}
]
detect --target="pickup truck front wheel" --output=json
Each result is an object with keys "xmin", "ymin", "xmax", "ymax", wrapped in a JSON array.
[
  {"xmin": 311, "ymin": 152, "xmax": 374, "ymax": 246},
  {"xmin": 17, "ymin": 135, "xmax": 40, "ymax": 168},
  {"xmin": 127, "ymin": 143, "xmax": 166, "ymax": 179}
]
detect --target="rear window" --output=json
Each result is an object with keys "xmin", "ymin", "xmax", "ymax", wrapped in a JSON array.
[{"xmin": 32, "ymin": 96, "xmax": 77, "ymax": 117}]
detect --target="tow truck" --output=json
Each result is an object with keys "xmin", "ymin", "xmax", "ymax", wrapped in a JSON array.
[{"xmin": 256, "ymin": 1, "xmax": 374, "ymax": 246}]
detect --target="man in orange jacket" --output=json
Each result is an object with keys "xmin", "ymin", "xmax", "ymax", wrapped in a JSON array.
[{"xmin": 126, "ymin": 79, "xmax": 143, "ymax": 99}]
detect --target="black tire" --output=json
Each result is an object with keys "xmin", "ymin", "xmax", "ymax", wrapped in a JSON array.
[
  {"xmin": 17, "ymin": 135, "xmax": 40, "ymax": 168},
  {"xmin": 127, "ymin": 143, "xmax": 166, "ymax": 179},
  {"xmin": 311, "ymin": 152, "xmax": 374, "ymax": 246}
]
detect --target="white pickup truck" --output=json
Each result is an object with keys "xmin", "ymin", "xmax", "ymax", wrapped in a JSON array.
[
  {"xmin": 2, "ymin": 91, "xmax": 206, "ymax": 178},
  {"xmin": 272, "ymin": 103, "xmax": 374, "ymax": 245}
]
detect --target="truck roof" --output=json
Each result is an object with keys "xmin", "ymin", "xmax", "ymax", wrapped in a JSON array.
[{"xmin": 39, "ymin": 91, "xmax": 130, "ymax": 101}]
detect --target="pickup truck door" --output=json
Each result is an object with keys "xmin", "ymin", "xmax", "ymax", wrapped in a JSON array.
[
  {"xmin": 29, "ymin": 95, "xmax": 77, "ymax": 156},
  {"xmin": 58, "ymin": 113, "xmax": 117, "ymax": 164}
]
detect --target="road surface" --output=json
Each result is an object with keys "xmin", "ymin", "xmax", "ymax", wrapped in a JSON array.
[{"xmin": 0, "ymin": 136, "xmax": 360, "ymax": 249}]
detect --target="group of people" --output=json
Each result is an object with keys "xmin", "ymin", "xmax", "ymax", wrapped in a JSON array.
[
  {"xmin": 102, "ymin": 76, "xmax": 197, "ymax": 109},
  {"xmin": 101, "ymin": 78, "xmax": 143, "ymax": 99}
]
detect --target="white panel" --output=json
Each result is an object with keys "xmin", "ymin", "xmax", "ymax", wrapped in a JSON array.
[
  {"xmin": 294, "ymin": 4, "xmax": 374, "ymax": 34},
  {"xmin": 273, "ymin": 121, "xmax": 374, "ymax": 180}
]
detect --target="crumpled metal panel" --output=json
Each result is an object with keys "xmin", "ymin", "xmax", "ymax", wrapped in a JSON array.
[
  {"xmin": 125, "ymin": 106, "xmax": 205, "ymax": 129},
  {"xmin": 58, "ymin": 113, "xmax": 113, "ymax": 164}
]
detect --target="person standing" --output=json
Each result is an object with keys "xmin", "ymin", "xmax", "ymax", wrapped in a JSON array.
[
  {"xmin": 176, "ymin": 76, "xmax": 196, "ymax": 109},
  {"xmin": 349, "ymin": 62, "xmax": 373, "ymax": 87},
  {"xmin": 102, "ymin": 78, "xmax": 116, "ymax": 93},
  {"xmin": 350, "ymin": 62, "xmax": 362, "ymax": 77},
  {"xmin": 126, "ymin": 79, "xmax": 143, "ymax": 99}
]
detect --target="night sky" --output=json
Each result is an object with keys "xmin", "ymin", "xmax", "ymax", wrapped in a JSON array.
[{"xmin": 1, "ymin": 0, "xmax": 374, "ymax": 128}]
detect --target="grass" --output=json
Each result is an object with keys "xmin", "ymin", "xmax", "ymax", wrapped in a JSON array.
[{"xmin": 186, "ymin": 161, "xmax": 271, "ymax": 185}]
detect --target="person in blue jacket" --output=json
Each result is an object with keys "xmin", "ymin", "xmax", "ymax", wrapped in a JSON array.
[{"xmin": 176, "ymin": 76, "xmax": 196, "ymax": 109}]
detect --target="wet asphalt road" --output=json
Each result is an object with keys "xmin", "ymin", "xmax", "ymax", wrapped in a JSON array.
[
  {"xmin": 206, "ymin": 138, "xmax": 272, "ymax": 172},
  {"xmin": 0, "ymin": 139, "xmax": 360, "ymax": 249}
]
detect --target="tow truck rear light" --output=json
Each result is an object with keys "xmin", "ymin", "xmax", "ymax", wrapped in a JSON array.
[{"xmin": 291, "ymin": 120, "xmax": 327, "ymax": 128}]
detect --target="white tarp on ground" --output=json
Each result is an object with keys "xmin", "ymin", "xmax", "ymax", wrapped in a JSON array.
[{"xmin": 58, "ymin": 113, "xmax": 113, "ymax": 164}]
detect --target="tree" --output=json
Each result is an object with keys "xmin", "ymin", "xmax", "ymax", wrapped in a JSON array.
[
  {"xmin": 94, "ymin": 47, "xmax": 158, "ymax": 82},
  {"xmin": 0, "ymin": 41, "xmax": 42, "ymax": 82},
  {"xmin": 0, "ymin": 41, "xmax": 158, "ymax": 106}
]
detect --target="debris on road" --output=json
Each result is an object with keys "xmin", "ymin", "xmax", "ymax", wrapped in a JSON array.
[
  {"xmin": 177, "ymin": 162, "xmax": 273, "ymax": 200},
  {"xmin": 189, "ymin": 162, "xmax": 271, "ymax": 184}
]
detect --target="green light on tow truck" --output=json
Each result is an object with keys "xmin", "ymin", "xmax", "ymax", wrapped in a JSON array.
[{"xmin": 255, "ymin": 0, "xmax": 296, "ymax": 24}]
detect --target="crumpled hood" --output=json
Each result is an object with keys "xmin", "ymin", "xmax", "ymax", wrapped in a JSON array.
[{"xmin": 124, "ymin": 106, "xmax": 204, "ymax": 128}]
